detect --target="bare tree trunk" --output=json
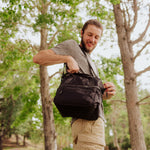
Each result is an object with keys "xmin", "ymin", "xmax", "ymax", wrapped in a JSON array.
[
  {"xmin": 38, "ymin": 1, "xmax": 57, "ymax": 150},
  {"xmin": 23, "ymin": 135, "xmax": 26, "ymax": 146},
  {"xmin": 113, "ymin": 4, "xmax": 147, "ymax": 150},
  {"xmin": 15, "ymin": 134, "xmax": 19, "ymax": 145},
  {"xmin": 0, "ymin": 135, "xmax": 3, "ymax": 150},
  {"xmin": 40, "ymin": 27, "xmax": 57, "ymax": 150}
]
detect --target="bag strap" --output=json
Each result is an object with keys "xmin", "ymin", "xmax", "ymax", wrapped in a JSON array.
[
  {"xmin": 84, "ymin": 53, "xmax": 98, "ymax": 77},
  {"xmin": 79, "ymin": 46, "xmax": 98, "ymax": 77}
]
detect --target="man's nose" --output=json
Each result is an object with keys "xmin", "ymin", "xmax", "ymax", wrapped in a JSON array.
[{"xmin": 90, "ymin": 37, "xmax": 95, "ymax": 43}]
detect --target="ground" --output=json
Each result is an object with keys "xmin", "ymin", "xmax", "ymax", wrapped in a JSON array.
[{"xmin": 3, "ymin": 135, "xmax": 44, "ymax": 150}]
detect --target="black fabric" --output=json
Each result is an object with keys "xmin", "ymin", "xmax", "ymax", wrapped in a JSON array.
[{"xmin": 54, "ymin": 73, "xmax": 105, "ymax": 120}]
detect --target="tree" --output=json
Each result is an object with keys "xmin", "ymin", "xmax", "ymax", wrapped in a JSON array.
[
  {"xmin": 0, "ymin": 97, "xmax": 14, "ymax": 149},
  {"xmin": 36, "ymin": 1, "xmax": 83, "ymax": 150},
  {"xmin": 112, "ymin": 0, "xmax": 150, "ymax": 149},
  {"xmin": 86, "ymin": 0, "xmax": 150, "ymax": 149},
  {"xmin": 0, "ymin": 2, "xmax": 24, "ymax": 149},
  {"xmin": 0, "ymin": 38, "xmax": 40, "ymax": 149}
]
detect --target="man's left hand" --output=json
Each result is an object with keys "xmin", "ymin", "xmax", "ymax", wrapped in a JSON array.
[{"xmin": 103, "ymin": 82, "xmax": 116, "ymax": 100}]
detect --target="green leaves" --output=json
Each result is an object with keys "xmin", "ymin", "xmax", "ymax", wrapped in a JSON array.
[
  {"xmin": 0, "ymin": 39, "xmax": 40, "ymax": 132},
  {"xmin": 0, "ymin": 4, "xmax": 21, "ymax": 28},
  {"xmin": 110, "ymin": 0, "xmax": 120, "ymax": 5},
  {"xmin": 86, "ymin": 0, "xmax": 114, "ymax": 22},
  {"xmin": 51, "ymin": 0, "xmax": 83, "ymax": 6},
  {"xmin": 95, "ymin": 56, "xmax": 123, "ymax": 82},
  {"xmin": 33, "ymin": 13, "xmax": 54, "ymax": 31}
]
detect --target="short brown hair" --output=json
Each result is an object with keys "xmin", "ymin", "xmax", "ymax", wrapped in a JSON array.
[{"xmin": 82, "ymin": 19, "xmax": 103, "ymax": 34}]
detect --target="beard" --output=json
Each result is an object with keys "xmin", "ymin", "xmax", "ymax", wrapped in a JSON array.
[{"xmin": 81, "ymin": 37, "xmax": 90, "ymax": 53}]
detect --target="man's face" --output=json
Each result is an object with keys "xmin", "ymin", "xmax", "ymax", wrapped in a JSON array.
[{"xmin": 81, "ymin": 25, "xmax": 102, "ymax": 53}]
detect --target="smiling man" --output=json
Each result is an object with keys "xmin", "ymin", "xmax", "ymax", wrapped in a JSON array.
[
  {"xmin": 33, "ymin": 19, "xmax": 116, "ymax": 150},
  {"xmin": 80, "ymin": 23, "xmax": 102, "ymax": 53}
]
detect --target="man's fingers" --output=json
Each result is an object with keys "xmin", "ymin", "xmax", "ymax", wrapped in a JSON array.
[
  {"xmin": 66, "ymin": 56, "xmax": 79, "ymax": 73},
  {"xmin": 106, "ymin": 86, "xmax": 116, "ymax": 92},
  {"xmin": 103, "ymin": 82, "xmax": 116, "ymax": 99}
]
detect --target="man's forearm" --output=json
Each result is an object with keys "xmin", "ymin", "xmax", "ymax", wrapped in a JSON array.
[
  {"xmin": 33, "ymin": 49, "xmax": 79, "ymax": 73},
  {"xmin": 33, "ymin": 49, "xmax": 70, "ymax": 66}
]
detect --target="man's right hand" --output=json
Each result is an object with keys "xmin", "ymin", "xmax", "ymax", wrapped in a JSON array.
[{"xmin": 66, "ymin": 56, "xmax": 79, "ymax": 73}]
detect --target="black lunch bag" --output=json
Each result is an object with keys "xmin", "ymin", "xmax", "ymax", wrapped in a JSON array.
[{"xmin": 54, "ymin": 72, "xmax": 105, "ymax": 120}]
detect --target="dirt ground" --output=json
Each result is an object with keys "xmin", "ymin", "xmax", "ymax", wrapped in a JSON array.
[{"xmin": 2, "ymin": 135, "xmax": 44, "ymax": 150}]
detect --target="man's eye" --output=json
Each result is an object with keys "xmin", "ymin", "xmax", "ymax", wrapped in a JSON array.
[{"xmin": 95, "ymin": 36, "xmax": 99, "ymax": 39}]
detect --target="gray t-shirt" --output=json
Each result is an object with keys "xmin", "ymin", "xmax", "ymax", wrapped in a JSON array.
[
  {"xmin": 51, "ymin": 39, "xmax": 105, "ymax": 122},
  {"xmin": 51, "ymin": 39, "xmax": 93, "ymax": 75}
]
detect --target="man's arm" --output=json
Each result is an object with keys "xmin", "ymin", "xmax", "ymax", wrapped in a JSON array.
[{"xmin": 33, "ymin": 49, "xmax": 79, "ymax": 73}]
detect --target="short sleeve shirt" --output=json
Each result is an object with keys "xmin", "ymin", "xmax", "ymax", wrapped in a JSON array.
[{"xmin": 51, "ymin": 39, "xmax": 92, "ymax": 75}]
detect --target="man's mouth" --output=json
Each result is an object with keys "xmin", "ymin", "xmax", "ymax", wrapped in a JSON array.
[{"xmin": 87, "ymin": 43, "xmax": 93, "ymax": 47}]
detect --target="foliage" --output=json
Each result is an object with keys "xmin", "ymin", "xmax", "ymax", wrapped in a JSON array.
[
  {"xmin": 121, "ymin": 137, "xmax": 131, "ymax": 149},
  {"xmin": 96, "ymin": 56, "xmax": 123, "ymax": 84},
  {"xmin": 94, "ymin": 55, "xmax": 124, "ymax": 113},
  {"xmin": 63, "ymin": 147, "xmax": 73, "ymax": 150},
  {"xmin": 110, "ymin": 0, "xmax": 120, "ymax": 5},
  {"xmin": 105, "ymin": 103, "xmax": 130, "ymax": 149},
  {"xmin": 140, "ymin": 94, "xmax": 150, "ymax": 149},
  {"xmin": 0, "ymin": 39, "xmax": 41, "ymax": 144},
  {"xmin": 85, "ymin": 0, "xmax": 115, "ymax": 29}
]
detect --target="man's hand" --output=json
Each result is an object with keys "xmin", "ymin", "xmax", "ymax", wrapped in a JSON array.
[
  {"xmin": 66, "ymin": 56, "xmax": 79, "ymax": 73},
  {"xmin": 103, "ymin": 82, "xmax": 116, "ymax": 100}
]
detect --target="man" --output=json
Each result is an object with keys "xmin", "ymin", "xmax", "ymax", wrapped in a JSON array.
[{"xmin": 33, "ymin": 19, "xmax": 116, "ymax": 150}]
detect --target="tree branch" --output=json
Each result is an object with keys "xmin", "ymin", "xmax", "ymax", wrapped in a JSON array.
[
  {"xmin": 129, "ymin": 0, "xmax": 138, "ymax": 32},
  {"xmin": 122, "ymin": 3, "xmax": 130, "ymax": 31},
  {"xmin": 135, "ymin": 66, "xmax": 150, "ymax": 77},
  {"xmin": 49, "ymin": 71, "xmax": 62, "ymax": 80},
  {"xmin": 46, "ymin": 1, "xmax": 51, "ymax": 6},
  {"xmin": 137, "ymin": 95, "xmax": 150, "ymax": 105},
  {"xmin": 133, "ymin": 41, "xmax": 150, "ymax": 61},
  {"xmin": 132, "ymin": 6, "xmax": 150, "ymax": 45},
  {"xmin": 138, "ymin": 102, "xmax": 150, "ymax": 105},
  {"xmin": 47, "ymin": 30, "xmax": 59, "ymax": 47}
]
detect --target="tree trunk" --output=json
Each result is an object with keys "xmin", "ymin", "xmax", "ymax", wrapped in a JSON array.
[
  {"xmin": 0, "ymin": 135, "xmax": 3, "ymax": 150},
  {"xmin": 15, "ymin": 134, "xmax": 19, "ymax": 145},
  {"xmin": 113, "ymin": 4, "xmax": 146, "ymax": 150},
  {"xmin": 23, "ymin": 135, "xmax": 26, "ymax": 146},
  {"xmin": 40, "ymin": 27, "xmax": 57, "ymax": 150}
]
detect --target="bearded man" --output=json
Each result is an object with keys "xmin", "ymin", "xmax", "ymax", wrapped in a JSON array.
[{"xmin": 33, "ymin": 19, "xmax": 116, "ymax": 150}]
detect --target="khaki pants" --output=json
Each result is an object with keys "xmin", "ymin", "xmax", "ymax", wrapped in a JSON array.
[{"xmin": 71, "ymin": 117, "xmax": 105, "ymax": 150}]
